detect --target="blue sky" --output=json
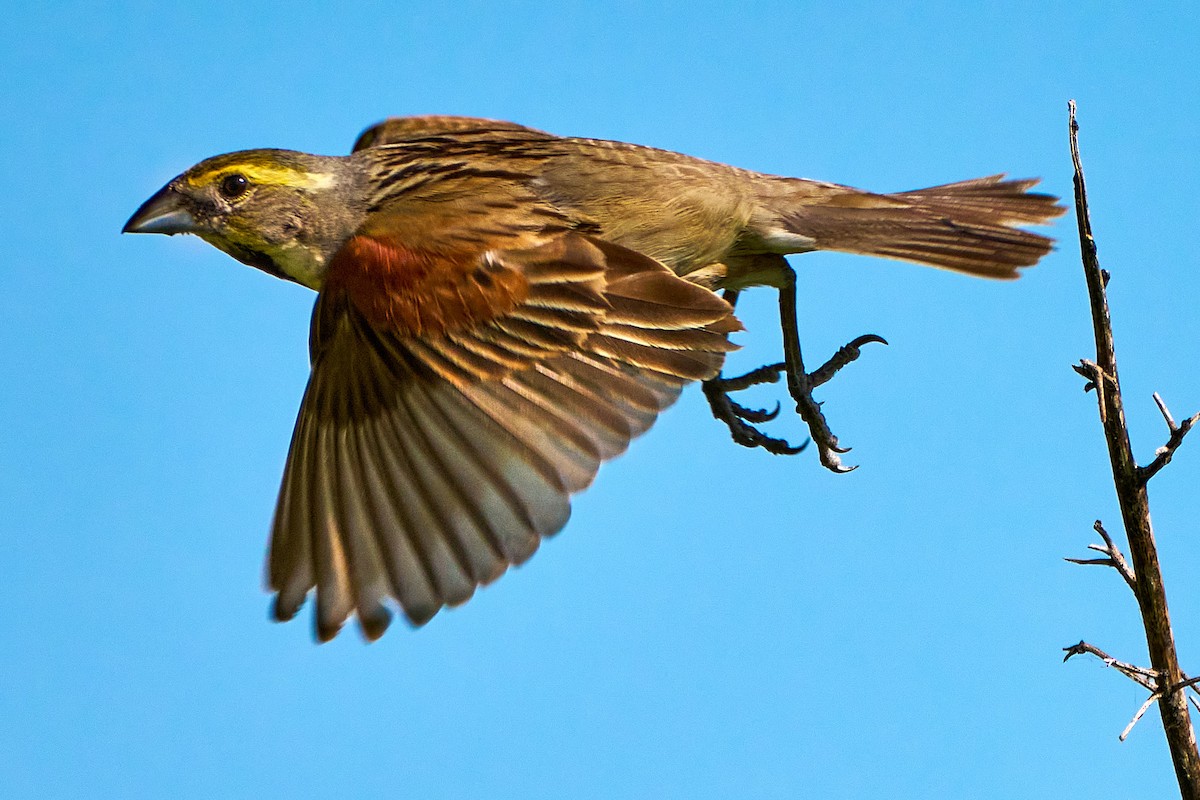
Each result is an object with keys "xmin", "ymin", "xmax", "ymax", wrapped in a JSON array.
[{"xmin": 3, "ymin": 2, "xmax": 1198, "ymax": 798}]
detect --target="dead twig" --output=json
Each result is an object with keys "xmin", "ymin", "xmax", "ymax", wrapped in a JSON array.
[
  {"xmin": 1123, "ymin": 694, "xmax": 1164, "ymax": 742},
  {"xmin": 1139, "ymin": 393, "xmax": 1200, "ymax": 484},
  {"xmin": 1063, "ymin": 640, "xmax": 1158, "ymax": 692},
  {"xmin": 1064, "ymin": 521, "xmax": 1136, "ymax": 591}
]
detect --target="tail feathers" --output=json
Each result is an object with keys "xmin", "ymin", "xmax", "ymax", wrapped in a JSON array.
[
  {"xmin": 896, "ymin": 175, "xmax": 1064, "ymax": 227},
  {"xmin": 777, "ymin": 175, "xmax": 1066, "ymax": 279}
]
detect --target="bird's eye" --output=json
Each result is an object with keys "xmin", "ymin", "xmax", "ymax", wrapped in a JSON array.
[{"xmin": 220, "ymin": 173, "xmax": 250, "ymax": 199}]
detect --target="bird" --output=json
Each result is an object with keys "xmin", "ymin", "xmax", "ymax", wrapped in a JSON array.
[{"xmin": 124, "ymin": 115, "xmax": 1063, "ymax": 641}]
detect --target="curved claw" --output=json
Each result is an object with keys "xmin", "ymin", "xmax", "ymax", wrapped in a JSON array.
[
  {"xmin": 808, "ymin": 333, "xmax": 888, "ymax": 391},
  {"xmin": 849, "ymin": 333, "xmax": 888, "ymax": 348},
  {"xmin": 730, "ymin": 400, "xmax": 781, "ymax": 424},
  {"xmin": 760, "ymin": 436, "xmax": 808, "ymax": 456},
  {"xmin": 817, "ymin": 448, "xmax": 859, "ymax": 473}
]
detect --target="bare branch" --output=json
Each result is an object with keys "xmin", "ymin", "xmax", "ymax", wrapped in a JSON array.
[
  {"xmin": 1139, "ymin": 393, "xmax": 1200, "ymax": 484},
  {"xmin": 1066, "ymin": 101, "xmax": 1200, "ymax": 796}
]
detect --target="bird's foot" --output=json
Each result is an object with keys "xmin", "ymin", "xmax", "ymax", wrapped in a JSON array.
[
  {"xmin": 703, "ymin": 364, "xmax": 806, "ymax": 455},
  {"xmin": 703, "ymin": 334, "xmax": 887, "ymax": 468},
  {"xmin": 785, "ymin": 334, "xmax": 888, "ymax": 473}
]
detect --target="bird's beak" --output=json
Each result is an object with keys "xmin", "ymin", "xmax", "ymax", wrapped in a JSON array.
[{"xmin": 123, "ymin": 184, "xmax": 197, "ymax": 235}]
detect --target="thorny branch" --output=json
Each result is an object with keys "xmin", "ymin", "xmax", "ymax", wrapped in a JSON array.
[{"xmin": 1064, "ymin": 101, "xmax": 1200, "ymax": 798}]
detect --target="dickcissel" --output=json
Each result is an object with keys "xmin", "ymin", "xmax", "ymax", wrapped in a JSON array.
[{"xmin": 125, "ymin": 116, "xmax": 1062, "ymax": 640}]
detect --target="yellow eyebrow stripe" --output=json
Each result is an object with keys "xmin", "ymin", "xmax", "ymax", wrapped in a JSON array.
[{"xmin": 187, "ymin": 164, "xmax": 334, "ymax": 189}]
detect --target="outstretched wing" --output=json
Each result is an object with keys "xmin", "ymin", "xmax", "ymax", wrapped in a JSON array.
[{"xmin": 268, "ymin": 226, "xmax": 738, "ymax": 641}]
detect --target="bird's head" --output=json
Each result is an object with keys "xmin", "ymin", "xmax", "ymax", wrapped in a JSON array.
[{"xmin": 123, "ymin": 149, "xmax": 365, "ymax": 289}]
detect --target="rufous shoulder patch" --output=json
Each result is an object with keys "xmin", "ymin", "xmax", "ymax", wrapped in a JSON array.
[{"xmin": 326, "ymin": 234, "xmax": 530, "ymax": 336}]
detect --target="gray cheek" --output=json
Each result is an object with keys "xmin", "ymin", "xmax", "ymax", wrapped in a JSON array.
[
  {"xmin": 189, "ymin": 194, "xmax": 228, "ymax": 229},
  {"xmin": 263, "ymin": 212, "xmax": 305, "ymax": 245}
]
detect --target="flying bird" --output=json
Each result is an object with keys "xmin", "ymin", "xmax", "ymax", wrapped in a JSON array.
[{"xmin": 124, "ymin": 115, "xmax": 1063, "ymax": 640}]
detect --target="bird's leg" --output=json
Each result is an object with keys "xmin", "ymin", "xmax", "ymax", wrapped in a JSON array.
[
  {"xmin": 702, "ymin": 289, "xmax": 809, "ymax": 455},
  {"xmin": 777, "ymin": 264, "xmax": 885, "ymax": 473}
]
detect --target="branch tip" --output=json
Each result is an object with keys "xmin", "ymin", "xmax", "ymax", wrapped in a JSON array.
[{"xmin": 1120, "ymin": 694, "xmax": 1161, "ymax": 742}]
